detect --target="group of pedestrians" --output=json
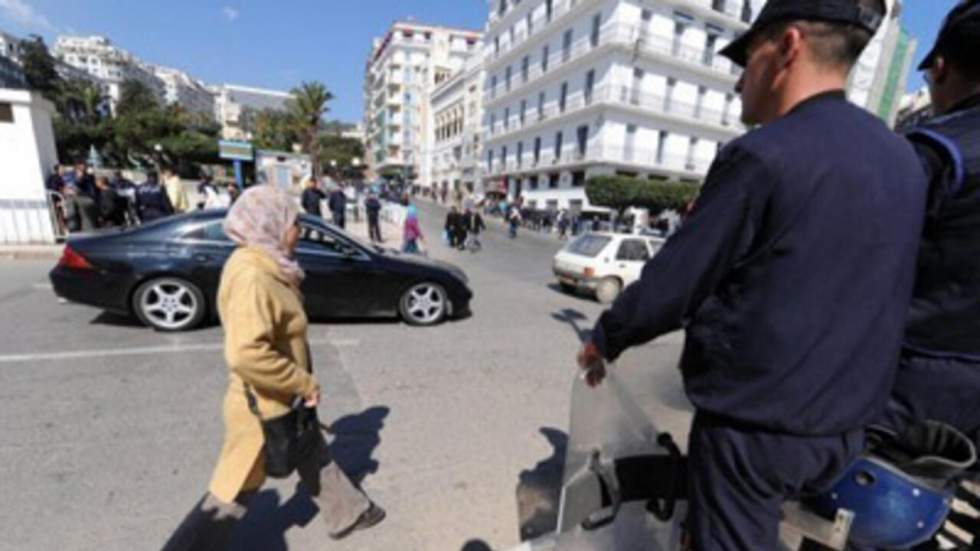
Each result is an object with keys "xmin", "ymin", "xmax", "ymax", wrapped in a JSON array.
[
  {"xmin": 301, "ymin": 178, "xmax": 385, "ymax": 243},
  {"xmin": 47, "ymin": 163, "xmax": 242, "ymax": 234},
  {"xmin": 443, "ymin": 206, "xmax": 485, "ymax": 251}
]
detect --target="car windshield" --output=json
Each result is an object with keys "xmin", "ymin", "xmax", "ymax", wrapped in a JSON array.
[
  {"xmin": 566, "ymin": 234, "xmax": 612, "ymax": 258},
  {"xmin": 300, "ymin": 217, "xmax": 384, "ymax": 254}
]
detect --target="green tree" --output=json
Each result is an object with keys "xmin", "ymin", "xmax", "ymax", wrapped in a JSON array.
[
  {"xmin": 19, "ymin": 35, "xmax": 61, "ymax": 101},
  {"xmin": 115, "ymin": 79, "xmax": 160, "ymax": 116},
  {"xmin": 585, "ymin": 175, "xmax": 700, "ymax": 217},
  {"xmin": 287, "ymin": 81, "xmax": 334, "ymax": 179},
  {"xmin": 318, "ymin": 135, "xmax": 365, "ymax": 179},
  {"xmin": 246, "ymin": 107, "xmax": 298, "ymax": 151}
]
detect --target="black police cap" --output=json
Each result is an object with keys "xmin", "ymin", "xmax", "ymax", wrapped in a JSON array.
[
  {"xmin": 720, "ymin": 0, "xmax": 887, "ymax": 67},
  {"xmin": 918, "ymin": 0, "xmax": 980, "ymax": 70}
]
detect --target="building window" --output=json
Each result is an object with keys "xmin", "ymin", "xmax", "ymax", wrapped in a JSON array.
[
  {"xmin": 542, "ymin": 45, "xmax": 549, "ymax": 72},
  {"xmin": 546, "ymin": 0, "xmax": 553, "ymax": 22},
  {"xmin": 504, "ymin": 107, "xmax": 510, "ymax": 130},
  {"xmin": 695, "ymin": 86, "xmax": 707, "ymax": 119},
  {"xmin": 526, "ymin": 12, "xmax": 534, "ymax": 35},
  {"xmin": 625, "ymin": 124, "xmax": 637, "ymax": 161},
  {"xmin": 521, "ymin": 56, "xmax": 530, "ymax": 82},
  {"xmin": 559, "ymin": 82, "xmax": 568, "ymax": 113},
  {"xmin": 505, "ymin": 66, "xmax": 512, "ymax": 91},
  {"xmin": 572, "ymin": 171, "xmax": 586, "ymax": 187},
  {"xmin": 517, "ymin": 141, "xmax": 524, "ymax": 167},
  {"xmin": 584, "ymin": 70, "xmax": 595, "ymax": 105},
  {"xmin": 502, "ymin": 145, "xmax": 508, "ymax": 167},
  {"xmin": 0, "ymin": 102, "xmax": 13, "ymax": 123},
  {"xmin": 495, "ymin": 36, "xmax": 501, "ymax": 55},
  {"xmin": 529, "ymin": 175, "xmax": 539, "ymax": 190},
  {"xmin": 576, "ymin": 125, "xmax": 589, "ymax": 157},
  {"xmin": 665, "ymin": 77, "xmax": 677, "ymax": 113},
  {"xmin": 686, "ymin": 137, "xmax": 699, "ymax": 171},
  {"xmin": 520, "ymin": 99, "xmax": 527, "ymax": 126},
  {"xmin": 705, "ymin": 26, "xmax": 722, "ymax": 66},
  {"xmin": 591, "ymin": 13, "xmax": 601, "ymax": 48},
  {"xmin": 499, "ymin": 0, "xmax": 508, "ymax": 16},
  {"xmin": 672, "ymin": 13, "xmax": 694, "ymax": 57},
  {"xmin": 490, "ymin": 112, "xmax": 497, "ymax": 134},
  {"xmin": 534, "ymin": 136, "xmax": 542, "ymax": 163},
  {"xmin": 656, "ymin": 130, "xmax": 668, "ymax": 165},
  {"xmin": 554, "ymin": 131, "xmax": 563, "ymax": 161},
  {"xmin": 722, "ymin": 93, "xmax": 734, "ymax": 126},
  {"xmin": 549, "ymin": 172, "xmax": 560, "ymax": 189},
  {"xmin": 491, "ymin": 75, "xmax": 498, "ymax": 98},
  {"xmin": 742, "ymin": 2, "xmax": 753, "ymax": 23},
  {"xmin": 562, "ymin": 29, "xmax": 573, "ymax": 62},
  {"xmin": 488, "ymin": 149, "xmax": 494, "ymax": 171},
  {"xmin": 538, "ymin": 91, "xmax": 546, "ymax": 120},
  {"xmin": 712, "ymin": 0, "xmax": 726, "ymax": 12}
]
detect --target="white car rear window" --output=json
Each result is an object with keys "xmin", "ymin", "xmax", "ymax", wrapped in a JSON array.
[{"xmin": 566, "ymin": 234, "xmax": 612, "ymax": 257}]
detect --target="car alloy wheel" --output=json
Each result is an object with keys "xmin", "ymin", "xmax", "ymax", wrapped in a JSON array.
[
  {"xmin": 134, "ymin": 277, "xmax": 206, "ymax": 331},
  {"xmin": 595, "ymin": 277, "xmax": 622, "ymax": 305},
  {"xmin": 400, "ymin": 282, "xmax": 448, "ymax": 326}
]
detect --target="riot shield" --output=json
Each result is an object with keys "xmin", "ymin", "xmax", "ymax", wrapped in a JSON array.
[{"xmin": 550, "ymin": 359, "xmax": 689, "ymax": 551}]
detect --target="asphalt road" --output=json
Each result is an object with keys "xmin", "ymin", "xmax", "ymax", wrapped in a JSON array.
[{"xmin": 0, "ymin": 200, "xmax": 692, "ymax": 551}]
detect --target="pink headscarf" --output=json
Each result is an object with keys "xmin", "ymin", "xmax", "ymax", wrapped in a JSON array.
[{"xmin": 223, "ymin": 185, "xmax": 305, "ymax": 285}]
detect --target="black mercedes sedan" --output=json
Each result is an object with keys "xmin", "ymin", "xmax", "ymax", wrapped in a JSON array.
[{"xmin": 50, "ymin": 210, "xmax": 472, "ymax": 331}]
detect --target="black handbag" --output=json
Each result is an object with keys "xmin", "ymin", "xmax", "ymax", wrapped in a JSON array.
[{"xmin": 244, "ymin": 385, "xmax": 322, "ymax": 479}]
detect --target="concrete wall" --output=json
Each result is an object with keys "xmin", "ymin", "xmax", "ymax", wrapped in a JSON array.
[{"xmin": 0, "ymin": 89, "xmax": 58, "ymax": 245}]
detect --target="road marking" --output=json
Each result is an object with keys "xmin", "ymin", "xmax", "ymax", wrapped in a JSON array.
[{"xmin": 0, "ymin": 337, "xmax": 359, "ymax": 364}]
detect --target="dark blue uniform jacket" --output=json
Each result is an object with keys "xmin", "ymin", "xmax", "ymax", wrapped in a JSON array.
[{"xmin": 593, "ymin": 92, "xmax": 928, "ymax": 436}]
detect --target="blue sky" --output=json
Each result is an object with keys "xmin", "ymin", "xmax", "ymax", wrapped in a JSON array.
[{"xmin": 0, "ymin": 0, "xmax": 960, "ymax": 122}]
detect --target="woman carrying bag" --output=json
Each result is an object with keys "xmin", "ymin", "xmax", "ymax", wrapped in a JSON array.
[{"xmin": 163, "ymin": 185, "xmax": 384, "ymax": 550}]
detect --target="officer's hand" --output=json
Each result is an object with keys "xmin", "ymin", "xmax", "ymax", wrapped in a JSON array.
[{"xmin": 577, "ymin": 341, "xmax": 606, "ymax": 387}]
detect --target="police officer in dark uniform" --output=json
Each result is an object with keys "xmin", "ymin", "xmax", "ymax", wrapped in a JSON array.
[
  {"xmin": 884, "ymin": 0, "xmax": 980, "ymax": 465},
  {"xmin": 134, "ymin": 170, "xmax": 175, "ymax": 224},
  {"xmin": 575, "ymin": 1, "xmax": 928, "ymax": 548}
]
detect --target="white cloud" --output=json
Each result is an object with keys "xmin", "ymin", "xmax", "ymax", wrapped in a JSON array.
[
  {"xmin": 222, "ymin": 6, "xmax": 239, "ymax": 22},
  {"xmin": 0, "ymin": 0, "xmax": 54, "ymax": 31}
]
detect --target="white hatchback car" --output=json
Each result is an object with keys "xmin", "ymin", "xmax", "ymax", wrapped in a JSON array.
[{"xmin": 553, "ymin": 232, "xmax": 665, "ymax": 303}]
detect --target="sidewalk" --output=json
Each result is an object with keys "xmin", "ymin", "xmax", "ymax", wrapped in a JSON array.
[
  {"xmin": 0, "ymin": 244, "xmax": 63, "ymax": 260},
  {"xmin": 339, "ymin": 214, "xmax": 401, "ymax": 246}
]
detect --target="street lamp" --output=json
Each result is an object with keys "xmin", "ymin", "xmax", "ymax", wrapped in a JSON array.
[{"xmin": 153, "ymin": 143, "xmax": 163, "ymax": 170}]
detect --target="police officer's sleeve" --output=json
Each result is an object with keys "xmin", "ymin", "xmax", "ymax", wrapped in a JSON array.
[{"xmin": 592, "ymin": 146, "xmax": 769, "ymax": 362}]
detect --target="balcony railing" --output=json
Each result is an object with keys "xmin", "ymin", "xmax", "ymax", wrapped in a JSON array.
[
  {"xmin": 488, "ymin": 144, "xmax": 715, "ymax": 177},
  {"xmin": 486, "ymin": 83, "xmax": 743, "ymax": 140},
  {"xmin": 484, "ymin": 23, "xmax": 739, "ymax": 106}
]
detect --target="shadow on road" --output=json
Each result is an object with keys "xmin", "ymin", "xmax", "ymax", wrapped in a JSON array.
[
  {"xmin": 551, "ymin": 308, "xmax": 593, "ymax": 344},
  {"xmin": 227, "ymin": 406, "xmax": 390, "ymax": 550},
  {"xmin": 546, "ymin": 282, "xmax": 598, "ymax": 305},
  {"xmin": 460, "ymin": 539, "xmax": 494, "ymax": 551},
  {"xmin": 88, "ymin": 311, "xmax": 148, "ymax": 329},
  {"xmin": 516, "ymin": 427, "xmax": 569, "ymax": 542},
  {"xmin": 328, "ymin": 405, "xmax": 390, "ymax": 485}
]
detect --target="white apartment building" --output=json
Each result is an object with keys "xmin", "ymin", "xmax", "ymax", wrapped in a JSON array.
[
  {"xmin": 846, "ymin": 0, "xmax": 916, "ymax": 127},
  {"xmin": 152, "ymin": 66, "xmax": 215, "ymax": 119},
  {"xmin": 481, "ymin": 0, "xmax": 753, "ymax": 213},
  {"xmin": 211, "ymin": 84, "xmax": 292, "ymax": 140},
  {"xmin": 426, "ymin": 53, "xmax": 486, "ymax": 197},
  {"xmin": 52, "ymin": 35, "xmax": 165, "ymax": 111},
  {"xmin": 0, "ymin": 30, "xmax": 23, "ymax": 62},
  {"xmin": 363, "ymin": 21, "xmax": 482, "ymax": 184}
]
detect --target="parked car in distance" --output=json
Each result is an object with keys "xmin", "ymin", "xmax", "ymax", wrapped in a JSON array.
[
  {"xmin": 552, "ymin": 232, "xmax": 664, "ymax": 303},
  {"xmin": 50, "ymin": 210, "xmax": 472, "ymax": 331}
]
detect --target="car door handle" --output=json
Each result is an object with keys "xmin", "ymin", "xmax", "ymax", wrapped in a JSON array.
[{"xmin": 193, "ymin": 253, "xmax": 212, "ymax": 263}]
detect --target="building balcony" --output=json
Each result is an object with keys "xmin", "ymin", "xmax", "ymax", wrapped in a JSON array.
[
  {"xmin": 488, "ymin": 144, "xmax": 715, "ymax": 179},
  {"xmin": 487, "ymin": 0, "xmax": 749, "ymax": 69},
  {"xmin": 486, "ymin": 83, "xmax": 743, "ymax": 144},
  {"xmin": 484, "ymin": 23, "xmax": 739, "ymax": 108}
]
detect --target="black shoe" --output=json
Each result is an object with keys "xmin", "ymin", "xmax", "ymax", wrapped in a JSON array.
[{"xmin": 329, "ymin": 504, "xmax": 386, "ymax": 540}]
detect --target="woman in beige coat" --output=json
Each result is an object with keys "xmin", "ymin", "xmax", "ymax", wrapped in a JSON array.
[{"xmin": 163, "ymin": 185, "xmax": 384, "ymax": 550}]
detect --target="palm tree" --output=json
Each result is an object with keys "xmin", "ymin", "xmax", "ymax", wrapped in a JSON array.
[{"xmin": 287, "ymin": 81, "xmax": 334, "ymax": 180}]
